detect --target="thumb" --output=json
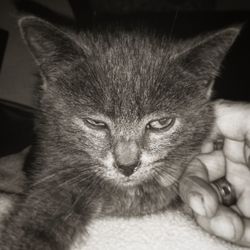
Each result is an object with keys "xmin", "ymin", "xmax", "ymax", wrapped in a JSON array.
[{"xmin": 179, "ymin": 157, "xmax": 219, "ymax": 217}]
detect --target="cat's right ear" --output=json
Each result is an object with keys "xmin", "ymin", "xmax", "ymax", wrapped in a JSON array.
[{"xmin": 18, "ymin": 16, "xmax": 85, "ymax": 79}]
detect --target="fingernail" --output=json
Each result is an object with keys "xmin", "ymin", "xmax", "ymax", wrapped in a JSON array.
[
  {"xmin": 210, "ymin": 216, "xmax": 235, "ymax": 240},
  {"xmin": 188, "ymin": 192, "xmax": 207, "ymax": 216}
]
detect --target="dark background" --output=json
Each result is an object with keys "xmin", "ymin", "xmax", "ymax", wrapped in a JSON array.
[
  {"xmin": 0, "ymin": 0, "xmax": 250, "ymax": 156},
  {"xmin": 1, "ymin": 0, "xmax": 250, "ymax": 104}
]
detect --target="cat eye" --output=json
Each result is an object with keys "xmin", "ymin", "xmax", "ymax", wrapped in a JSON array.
[
  {"xmin": 147, "ymin": 117, "xmax": 175, "ymax": 131},
  {"xmin": 85, "ymin": 118, "xmax": 107, "ymax": 129}
]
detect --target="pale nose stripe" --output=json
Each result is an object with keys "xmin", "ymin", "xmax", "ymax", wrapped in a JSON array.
[{"xmin": 114, "ymin": 140, "xmax": 140, "ymax": 166}]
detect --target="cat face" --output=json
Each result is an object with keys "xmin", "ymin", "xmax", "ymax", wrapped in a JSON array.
[
  {"xmin": 19, "ymin": 17, "xmax": 240, "ymax": 188},
  {"xmin": 71, "ymin": 108, "xmax": 182, "ymax": 186}
]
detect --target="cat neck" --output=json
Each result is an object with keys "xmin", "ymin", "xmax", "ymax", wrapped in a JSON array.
[{"xmin": 100, "ymin": 182, "xmax": 181, "ymax": 217}]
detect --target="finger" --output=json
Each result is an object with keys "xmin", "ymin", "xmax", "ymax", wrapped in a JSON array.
[
  {"xmin": 201, "ymin": 141, "xmax": 214, "ymax": 154},
  {"xmin": 196, "ymin": 151, "xmax": 226, "ymax": 181},
  {"xmin": 239, "ymin": 218, "xmax": 250, "ymax": 247},
  {"xmin": 231, "ymin": 205, "xmax": 243, "ymax": 216},
  {"xmin": 180, "ymin": 158, "xmax": 219, "ymax": 217},
  {"xmin": 201, "ymin": 129, "xmax": 224, "ymax": 154},
  {"xmin": 195, "ymin": 205, "xmax": 244, "ymax": 243},
  {"xmin": 237, "ymin": 189, "xmax": 250, "ymax": 217},
  {"xmin": 214, "ymin": 100, "xmax": 250, "ymax": 142},
  {"xmin": 226, "ymin": 159, "xmax": 250, "ymax": 198},
  {"xmin": 223, "ymin": 139, "xmax": 245, "ymax": 165}
]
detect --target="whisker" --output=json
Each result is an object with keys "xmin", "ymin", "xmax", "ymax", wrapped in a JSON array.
[{"xmin": 169, "ymin": 9, "xmax": 179, "ymax": 41}]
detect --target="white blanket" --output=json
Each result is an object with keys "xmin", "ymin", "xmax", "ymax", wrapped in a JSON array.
[{"xmin": 72, "ymin": 208, "xmax": 248, "ymax": 250}]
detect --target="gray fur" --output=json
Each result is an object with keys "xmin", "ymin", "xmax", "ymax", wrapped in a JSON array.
[{"xmin": 0, "ymin": 16, "xmax": 240, "ymax": 249}]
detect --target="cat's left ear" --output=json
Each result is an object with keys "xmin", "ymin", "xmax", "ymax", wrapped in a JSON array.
[{"xmin": 177, "ymin": 26, "xmax": 241, "ymax": 98}]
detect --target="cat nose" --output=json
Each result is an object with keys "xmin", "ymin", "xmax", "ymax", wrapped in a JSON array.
[
  {"xmin": 114, "ymin": 139, "xmax": 141, "ymax": 177},
  {"xmin": 115, "ymin": 161, "xmax": 141, "ymax": 177}
]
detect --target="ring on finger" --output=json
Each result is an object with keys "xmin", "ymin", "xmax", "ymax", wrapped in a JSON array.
[{"xmin": 211, "ymin": 177, "xmax": 237, "ymax": 206}]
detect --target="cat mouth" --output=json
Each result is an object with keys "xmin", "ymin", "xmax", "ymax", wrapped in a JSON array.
[
  {"xmin": 103, "ymin": 161, "xmax": 179, "ymax": 188},
  {"xmin": 101, "ymin": 162, "xmax": 153, "ymax": 186},
  {"xmin": 114, "ymin": 170, "xmax": 150, "ymax": 186}
]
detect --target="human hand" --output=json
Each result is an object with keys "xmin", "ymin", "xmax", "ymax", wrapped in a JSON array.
[{"xmin": 180, "ymin": 100, "xmax": 250, "ymax": 247}]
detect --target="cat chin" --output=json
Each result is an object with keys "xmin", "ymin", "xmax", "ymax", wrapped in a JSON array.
[
  {"xmin": 114, "ymin": 179, "xmax": 141, "ymax": 188},
  {"xmin": 103, "ymin": 171, "xmax": 150, "ymax": 187}
]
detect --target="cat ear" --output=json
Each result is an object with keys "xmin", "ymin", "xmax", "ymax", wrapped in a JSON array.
[
  {"xmin": 177, "ymin": 26, "xmax": 241, "ymax": 98},
  {"xmin": 18, "ymin": 16, "xmax": 84, "ymax": 79}
]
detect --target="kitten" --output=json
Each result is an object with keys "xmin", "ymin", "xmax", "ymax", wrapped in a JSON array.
[{"xmin": 0, "ymin": 16, "xmax": 239, "ymax": 250}]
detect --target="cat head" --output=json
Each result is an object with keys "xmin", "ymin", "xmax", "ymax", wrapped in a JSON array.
[{"xmin": 19, "ymin": 17, "xmax": 240, "ymax": 188}]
